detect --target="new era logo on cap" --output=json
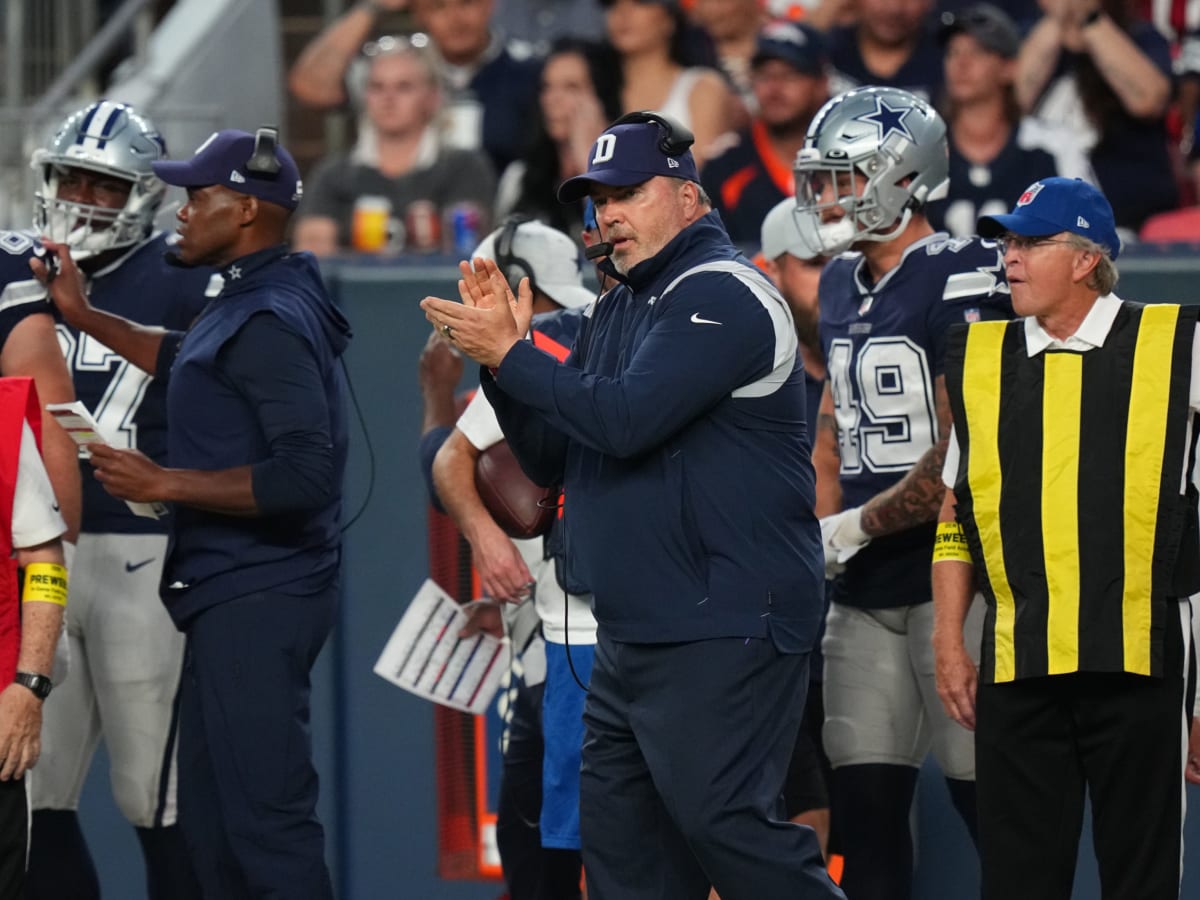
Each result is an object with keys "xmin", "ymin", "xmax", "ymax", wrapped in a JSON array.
[{"xmin": 977, "ymin": 176, "xmax": 1121, "ymax": 259}]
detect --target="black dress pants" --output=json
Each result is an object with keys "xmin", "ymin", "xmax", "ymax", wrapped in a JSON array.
[
  {"xmin": 976, "ymin": 601, "xmax": 1194, "ymax": 900},
  {"xmin": 579, "ymin": 634, "xmax": 844, "ymax": 900}
]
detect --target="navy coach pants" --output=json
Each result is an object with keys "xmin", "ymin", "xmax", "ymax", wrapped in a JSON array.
[
  {"xmin": 177, "ymin": 587, "xmax": 336, "ymax": 900},
  {"xmin": 579, "ymin": 633, "xmax": 845, "ymax": 900}
]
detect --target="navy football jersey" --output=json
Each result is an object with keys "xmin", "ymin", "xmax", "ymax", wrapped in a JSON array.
[
  {"xmin": 59, "ymin": 234, "xmax": 215, "ymax": 534},
  {"xmin": 819, "ymin": 232, "xmax": 1012, "ymax": 609},
  {"xmin": 0, "ymin": 231, "xmax": 58, "ymax": 351}
]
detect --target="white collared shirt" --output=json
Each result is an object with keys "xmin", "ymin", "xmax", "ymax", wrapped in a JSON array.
[{"xmin": 1021, "ymin": 291, "xmax": 1122, "ymax": 355}]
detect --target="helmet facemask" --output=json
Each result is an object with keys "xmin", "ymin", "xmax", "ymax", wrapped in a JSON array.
[
  {"xmin": 34, "ymin": 162, "xmax": 165, "ymax": 260},
  {"xmin": 32, "ymin": 102, "xmax": 168, "ymax": 261}
]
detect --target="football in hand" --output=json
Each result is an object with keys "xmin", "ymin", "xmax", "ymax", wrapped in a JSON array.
[{"xmin": 475, "ymin": 440, "xmax": 557, "ymax": 539}]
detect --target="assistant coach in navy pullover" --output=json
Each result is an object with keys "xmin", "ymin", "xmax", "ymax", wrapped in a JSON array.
[
  {"xmin": 423, "ymin": 113, "xmax": 843, "ymax": 900},
  {"xmin": 37, "ymin": 129, "xmax": 348, "ymax": 900}
]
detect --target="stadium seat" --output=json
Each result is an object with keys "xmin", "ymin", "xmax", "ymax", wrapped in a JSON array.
[{"xmin": 1139, "ymin": 206, "xmax": 1200, "ymax": 243}]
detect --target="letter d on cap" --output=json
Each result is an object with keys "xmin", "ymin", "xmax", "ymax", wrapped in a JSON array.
[{"xmin": 592, "ymin": 134, "xmax": 617, "ymax": 165}]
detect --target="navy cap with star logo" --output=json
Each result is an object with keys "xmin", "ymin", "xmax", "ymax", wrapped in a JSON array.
[{"xmin": 153, "ymin": 128, "xmax": 304, "ymax": 211}]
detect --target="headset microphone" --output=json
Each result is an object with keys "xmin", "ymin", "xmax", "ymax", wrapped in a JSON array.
[{"xmin": 584, "ymin": 241, "xmax": 614, "ymax": 261}]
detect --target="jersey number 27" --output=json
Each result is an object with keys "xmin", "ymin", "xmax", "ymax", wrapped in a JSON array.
[{"xmin": 57, "ymin": 326, "xmax": 150, "ymax": 451}]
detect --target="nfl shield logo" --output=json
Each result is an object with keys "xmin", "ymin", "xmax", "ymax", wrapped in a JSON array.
[
  {"xmin": 964, "ymin": 308, "xmax": 981, "ymax": 323},
  {"xmin": 1017, "ymin": 182, "xmax": 1045, "ymax": 207}
]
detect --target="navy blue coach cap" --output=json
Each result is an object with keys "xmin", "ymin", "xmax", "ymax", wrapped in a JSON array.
[
  {"xmin": 557, "ymin": 118, "xmax": 700, "ymax": 203},
  {"xmin": 152, "ymin": 128, "xmax": 304, "ymax": 211},
  {"xmin": 978, "ymin": 177, "xmax": 1121, "ymax": 260}
]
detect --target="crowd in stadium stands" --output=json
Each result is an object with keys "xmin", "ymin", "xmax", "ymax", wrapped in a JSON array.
[
  {"xmin": 292, "ymin": 35, "xmax": 497, "ymax": 255},
  {"xmin": 287, "ymin": 0, "xmax": 1200, "ymax": 257},
  {"xmin": 11, "ymin": 0, "xmax": 1200, "ymax": 898}
]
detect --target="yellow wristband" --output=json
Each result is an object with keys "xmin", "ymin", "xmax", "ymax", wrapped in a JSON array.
[
  {"xmin": 932, "ymin": 521, "xmax": 973, "ymax": 564},
  {"xmin": 23, "ymin": 563, "xmax": 68, "ymax": 607}
]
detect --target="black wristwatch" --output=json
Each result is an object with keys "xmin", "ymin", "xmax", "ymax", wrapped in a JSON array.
[{"xmin": 14, "ymin": 671, "xmax": 52, "ymax": 700}]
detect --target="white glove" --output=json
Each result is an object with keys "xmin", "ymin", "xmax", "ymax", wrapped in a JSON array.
[{"xmin": 819, "ymin": 507, "xmax": 871, "ymax": 579}]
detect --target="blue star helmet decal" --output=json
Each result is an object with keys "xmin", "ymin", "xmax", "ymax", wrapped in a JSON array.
[{"xmin": 852, "ymin": 96, "xmax": 917, "ymax": 143}]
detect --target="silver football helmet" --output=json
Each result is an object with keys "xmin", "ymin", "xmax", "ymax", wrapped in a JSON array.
[
  {"xmin": 794, "ymin": 86, "xmax": 948, "ymax": 254},
  {"xmin": 32, "ymin": 101, "xmax": 168, "ymax": 259}
]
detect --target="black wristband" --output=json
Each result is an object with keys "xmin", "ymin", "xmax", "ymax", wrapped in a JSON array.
[
  {"xmin": 14, "ymin": 672, "xmax": 52, "ymax": 700},
  {"xmin": 1082, "ymin": 8, "xmax": 1104, "ymax": 28}
]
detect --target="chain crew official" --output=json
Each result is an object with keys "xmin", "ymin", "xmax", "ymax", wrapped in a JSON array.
[{"xmin": 932, "ymin": 176, "xmax": 1200, "ymax": 900}]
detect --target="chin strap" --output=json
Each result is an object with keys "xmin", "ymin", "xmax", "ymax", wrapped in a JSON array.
[{"xmin": 857, "ymin": 208, "xmax": 914, "ymax": 246}]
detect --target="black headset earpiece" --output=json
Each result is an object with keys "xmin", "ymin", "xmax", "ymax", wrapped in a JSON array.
[
  {"xmin": 246, "ymin": 126, "xmax": 282, "ymax": 178},
  {"xmin": 611, "ymin": 110, "xmax": 695, "ymax": 157},
  {"xmin": 495, "ymin": 214, "xmax": 537, "ymax": 295}
]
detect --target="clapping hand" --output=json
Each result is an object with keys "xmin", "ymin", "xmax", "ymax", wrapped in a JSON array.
[{"xmin": 420, "ymin": 258, "xmax": 533, "ymax": 369}]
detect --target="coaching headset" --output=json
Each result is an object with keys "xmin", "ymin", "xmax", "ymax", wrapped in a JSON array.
[
  {"xmin": 609, "ymin": 109, "xmax": 695, "ymax": 157},
  {"xmin": 494, "ymin": 213, "xmax": 538, "ymax": 294}
]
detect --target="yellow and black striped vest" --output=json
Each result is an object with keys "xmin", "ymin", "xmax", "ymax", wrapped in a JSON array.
[{"xmin": 944, "ymin": 302, "xmax": 1200, "ymax": 684}]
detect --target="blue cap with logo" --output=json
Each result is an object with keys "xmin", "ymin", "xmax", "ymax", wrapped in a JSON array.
[
  {"xmin": 557, "ymin": 115, "xmax": 700, "ymax": 204},
  {"xmin": 977, "ymin": 176, "xmax": 1120, "ymax": 260},
  {"xmin": 752, "ymin": 20, "xmax": 828, "ymax": 76},
  {"xmin": 152, "ymin": 128, "xmax": 304, "ymax": 211}
]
